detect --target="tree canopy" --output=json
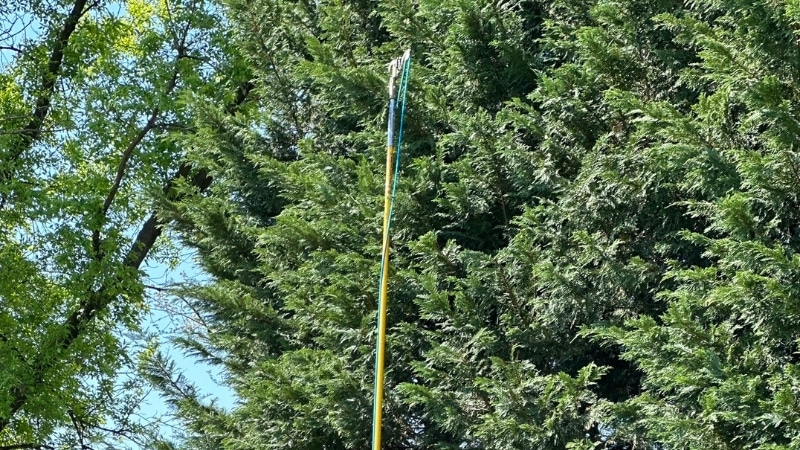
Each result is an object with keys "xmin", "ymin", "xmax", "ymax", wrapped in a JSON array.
[
  {"xmin": 4, "ymin": 0, "xmax": 800, "ymax": 449},
  {"xmin": 0, "ymin": 0, "xmax": 248, "ymax": 446}
]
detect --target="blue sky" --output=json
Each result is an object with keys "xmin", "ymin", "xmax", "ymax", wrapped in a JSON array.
[{"xmin": 138, "ymin": 249, "xmax": 238, "ymax": 443}]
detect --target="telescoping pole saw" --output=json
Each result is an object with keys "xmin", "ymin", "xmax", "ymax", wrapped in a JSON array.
[{"xmin": 372, "ymin": 48, "xmax": 411, "ymax": 450}]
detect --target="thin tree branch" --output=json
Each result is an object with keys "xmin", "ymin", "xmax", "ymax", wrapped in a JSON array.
[
  {"xmin": 0, "ymin": 15, "xmax": 35, "ymax": 42},
  {"xmin": 0, "ymin": 444, "xmax": 55, "ymax": 450},
  {"xmin": 144, "ymin": 284, "xmax": 170, "ymax": 292},
  {"xmin": 100, "ymin": 109, "xmax": 160, "ymax": 217},
  {"xmin": 67, "ymin": 409, "xmax": 86, "ymax": 448},
  {"xmin": 178, "ymin": 294, "xmax": 213, "ymax": 335},
  {"xmin": 0, "ymin": 0, "xmax": 93, "ymax": 201},
  {"xmin": 94, "ymin": 35, "xmax": 188, "ymax": 256},
  {"xmin": 11, "ymin": 0, "xmax": 89, "ymax": 149}
]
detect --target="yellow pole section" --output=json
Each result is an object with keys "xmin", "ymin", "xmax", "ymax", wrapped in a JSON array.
[{"xmin": 373, "ymin": 143, "xmax": 394, "ymax": 450}]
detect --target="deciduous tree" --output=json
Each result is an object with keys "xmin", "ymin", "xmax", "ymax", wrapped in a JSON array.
[{"xmin": 0, "ymin": 0, "xmax": 249, "ymax": 446}]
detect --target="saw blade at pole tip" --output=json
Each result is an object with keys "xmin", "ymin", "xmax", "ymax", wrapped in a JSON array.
[
  {"xmin": 386, "ymin": 49, "xmax": 411, "ymax": 73},
  {"xmin": 387, "ymin": 49, "xmax": 411, "ymax": 98}
]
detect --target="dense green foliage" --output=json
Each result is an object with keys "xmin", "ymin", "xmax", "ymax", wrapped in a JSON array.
[
  {"xmin": 5, "ymin": 0, "xmax": 800, "ymax": 449},
  {"xmin": 0, "ymin": 0, "xmax": 245, "ymax": 447},
  {"xmin": 141, "ymin": 0, "xmax": 800, "ymax": 449}
]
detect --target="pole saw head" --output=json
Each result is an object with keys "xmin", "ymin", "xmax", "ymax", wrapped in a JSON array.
[{"xmin": 387, "ymin": 49, "xmax": 411, "ymax": 99}]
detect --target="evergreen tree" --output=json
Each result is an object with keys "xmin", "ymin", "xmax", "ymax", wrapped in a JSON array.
[
  {"xmin": 150, "ymin": 1, "xmax": 800, "ymax": 449},
  {"xmin": 591, "ymin": 1, "xmax": 800, "ymax": 448}
]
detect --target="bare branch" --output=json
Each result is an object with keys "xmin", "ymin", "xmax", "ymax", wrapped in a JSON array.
[
  {"xmin": 178, "ymin": 294, "xmax": 213, "ymax": 334},
  {"xmin": 144, "ymin": 283, "xmax": 170, "ymax": 292},
  {"xmin": 0, "ymin": 15, "xmax": 35, "ymax": 43}
]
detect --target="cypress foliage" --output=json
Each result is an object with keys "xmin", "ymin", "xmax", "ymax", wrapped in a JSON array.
[
  {"xmin": 590, "ymin": 2, "xmax": 800, "ymax": 448},
  {"xmin": 147, "ymin": 1, "xmax": 800, "ymax": 449}
]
